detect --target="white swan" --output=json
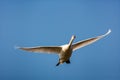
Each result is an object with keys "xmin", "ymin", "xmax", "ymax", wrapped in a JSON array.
[{"xmin": 18, "ymin": 29, "xmax": 111, "ymax": 66}]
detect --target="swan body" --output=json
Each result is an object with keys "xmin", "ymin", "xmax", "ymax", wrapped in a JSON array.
[{"xmin": 18, "ymin": 29, "xmax": 111, "ymax": 66}]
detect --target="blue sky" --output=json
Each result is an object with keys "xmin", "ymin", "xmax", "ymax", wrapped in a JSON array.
[{"xmin": 0, "ymin": 0, "xmax": 120, "ymax": 80}]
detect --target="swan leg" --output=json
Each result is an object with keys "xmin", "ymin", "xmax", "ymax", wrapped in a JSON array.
[
  {"xmin": 56, "ymin": 59, "xmax": 60, "ymax": 66},
  {"xmin": 56, "ymin": 62, "xmax": 60, "ymax": 66},
  {"xmin": 66, "ymin": 59, "xmax": 70, "ymax": 64}
]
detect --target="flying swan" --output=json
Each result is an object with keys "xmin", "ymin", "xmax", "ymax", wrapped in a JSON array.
[{"xmin": 18, "ymin": 29, "xmax": 111, "ymax": 66}]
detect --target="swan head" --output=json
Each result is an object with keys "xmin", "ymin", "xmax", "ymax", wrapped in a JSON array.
[{"xmin": 71, "ymin": 35, "xmax": 76, "ymax": 40}]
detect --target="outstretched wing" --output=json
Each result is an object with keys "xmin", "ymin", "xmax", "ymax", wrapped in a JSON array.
[
  {"xmin": 72, "ymin": 29, "xmax": 111, "ymax": 51},
  {"xmin": 18, "ymin": 46, "xmax": 62, "ymax": 54}
]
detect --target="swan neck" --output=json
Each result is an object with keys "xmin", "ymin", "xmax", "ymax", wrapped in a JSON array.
[{"xmin": 69, "ymin": 37, "xmax": 74, "ymax": 46}]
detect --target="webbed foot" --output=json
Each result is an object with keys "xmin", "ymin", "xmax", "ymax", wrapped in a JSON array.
[{"xmin": 66, "ymin": 59, "xmax": 70, "ymax": 64}]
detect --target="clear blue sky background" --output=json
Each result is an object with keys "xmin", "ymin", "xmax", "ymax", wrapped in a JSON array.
[{"xmin": 0, "ymin": 0, "xmax": 120, "ymax": 80}]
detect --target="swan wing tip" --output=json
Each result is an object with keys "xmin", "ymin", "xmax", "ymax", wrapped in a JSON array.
[
  {"xmin": 14, "ymin": 45, "xmax": 20, "ymax": 50},
  {"xmin": 104, "ymin": 29, "xmax": 111, "ymax": 36},
  {"xmin": 108, "ymin": 29, "xmax": 111, "ymax": 33},
  {"xmin": 106, "ymin": 29, "xmax": 111, "ymax": 35}
]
